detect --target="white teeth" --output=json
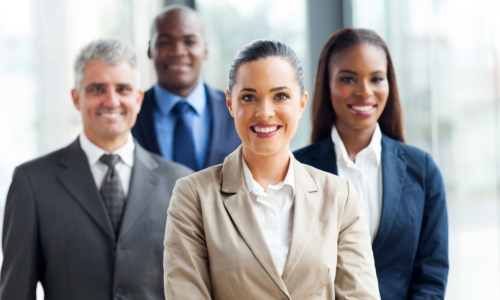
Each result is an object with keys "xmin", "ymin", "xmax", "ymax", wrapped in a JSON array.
[
  {"xmin": 351, "ymin": 105, "xmax": 374, "ymax": 112},
  {"xmin": 101, "ymin": 113, "xmax": 121, "ymax": 118},
  {"xmin": 254, "ymin": 126, "xmax": 278, "ymax": 133}
]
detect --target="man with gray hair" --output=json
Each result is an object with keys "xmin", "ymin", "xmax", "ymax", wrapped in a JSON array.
[{"xmin": 0, "ymin": 38, "xmax": 192, "ymax": 299}]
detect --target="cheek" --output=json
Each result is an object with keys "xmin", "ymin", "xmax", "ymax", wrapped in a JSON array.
[
  {"xmin": 330, "ymin": 83, "xmax": 352, "ymax": 103},
  {"xmin": 374, "ymin": 85, "xmax": 389, "ymax": 107}
]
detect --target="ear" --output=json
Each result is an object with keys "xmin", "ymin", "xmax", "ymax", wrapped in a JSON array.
[
  {"xmin": 71, "ymin": 89, "xmax": 81, "ymax": 111},
  {"xmin": 203, "ymin": 41, "xmax": 208, "ymax": 60},
  {"xmin": 225, "ymin": 90, "xmax": 234, "ymax": 117},
  {"xmin": 147, "ymin": 41, "xmax": 152, "ymax": 59},
  {"xmin": 135, "ymin": 89, "xmax": 145, "ymax": 113},
  {"xmin": 299, "ymin": 91, "xmax": 308, "ymax": 118}
]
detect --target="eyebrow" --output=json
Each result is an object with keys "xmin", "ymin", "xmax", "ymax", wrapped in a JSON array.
[
  {"xmin": 238, "ymin": 86, "xmax": 292, "ymax": 93},
  {"xmin": 337, "ymin": 70, "xmax": 386, "ymax": 75},
  {"xmin": 157, "ymin": 33, "xmax": 198, "ymax": 39}
]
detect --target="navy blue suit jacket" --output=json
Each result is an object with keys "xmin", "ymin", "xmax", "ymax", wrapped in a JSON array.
[
  {"xmin": 294, "ymin": 134, "xmax": 449, "ymax": 300},
  {"xmin": 132, "ymin": 84, "xmax": 241, "ymax": 169}
]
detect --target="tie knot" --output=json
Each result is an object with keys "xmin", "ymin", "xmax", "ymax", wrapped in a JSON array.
[
  {"xmin": 172, "ymin": 101, "xmax": 192, "ymax": 116},
  {"xmin": 100, "ymin": 154, "xmax": 121, "ymax": 168}
]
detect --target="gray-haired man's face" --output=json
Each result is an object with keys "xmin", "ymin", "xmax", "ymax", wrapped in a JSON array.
[{"xmin": 71, "ymin": 59, "xmax": 144, "ymax": 145}]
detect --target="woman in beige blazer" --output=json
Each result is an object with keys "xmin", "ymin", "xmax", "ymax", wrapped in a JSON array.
[{"xmin": 164, "ymin": 39, "xmax": 380, "ymax": 300}]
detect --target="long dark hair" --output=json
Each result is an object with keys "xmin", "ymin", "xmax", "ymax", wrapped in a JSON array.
[
  {"xmin": 310, "ymin": 28, "xmax": 405, "ymax": 143},
  {"xmin": 228, "ymin": 39, "xmax": 305, "ymax": 94}
]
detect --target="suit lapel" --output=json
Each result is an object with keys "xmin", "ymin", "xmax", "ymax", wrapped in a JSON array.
[
  {"xmin": 204, "ymin": 85, "xmax": 228, "ymax": 168},
  {"xmin": 57, "ymin": 139, "xmax": 115, "ymax": 239},
  {"xmin": 221, "ymin": 148, "xmax": 290, "ymax": 298},
  {"xmin": 282, "ymin": 159, "xmax": 319, "ymax": 283},
  {"xmin": 118, "ymin": 144, "xmax": 160, "ymax": 238},
  {"xmin": 371, "ymin": 136, "xmax": 407, "ymax": 255}
]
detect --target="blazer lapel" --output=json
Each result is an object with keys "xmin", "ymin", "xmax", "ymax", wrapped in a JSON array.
[
  {"xmin": 204, "ymin": 85, "xmax": 229, "ymax": 168},
  {"xmin": 57, "ymin": 138, "xmax": 115, "ymax": 239},
  {"xmin": 371, "ymin": 136, "xmax": 407, "ymax": 255},
  {"xmin": 118, "ymin": 144, "xmax": 160, "ymax": 238},
  {"xmin": 221, "ymin": 147, "xmax": 290, "ymax": 298},
  {"xmin": 282, "ymin": 159, "xmax": 319, "ymax": 283}
]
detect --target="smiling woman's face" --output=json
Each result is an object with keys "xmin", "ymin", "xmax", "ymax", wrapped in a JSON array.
[
  {"xmin": 329, "ymin": 43, "xmax": 389, "ymax": 134},
  {"xmin": 226, "ymin": 56, "xmax": 307, "ymax": 160}
]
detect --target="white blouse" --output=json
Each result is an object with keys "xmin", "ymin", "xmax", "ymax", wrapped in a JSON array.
[{"xmin": 331, "ymin": 125, "xmax": 383, "ymax": 242}]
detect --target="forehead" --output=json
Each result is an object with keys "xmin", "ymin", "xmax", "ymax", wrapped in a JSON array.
[
  {"xmin": 153, "ymin": 10, "xmax": 204, "ymax": 38},
  {"xmin": 329, "ymin": 43, "xmax": 387, "ymax": 72},
  {"xmin": 235, "ymin": 57, "xmax": 299, "ymax": 90},
  {"xmin": 81, "ymin": 60, "xmax": 135, "ymax": 85}
]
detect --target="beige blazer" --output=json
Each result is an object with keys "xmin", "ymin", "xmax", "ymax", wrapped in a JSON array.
[{"xmin": 164, "ymin": 147, "xmax": 380, "ymax": 299}]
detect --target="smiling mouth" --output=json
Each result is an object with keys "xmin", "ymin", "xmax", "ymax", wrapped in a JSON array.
[
  {"xmin": 166, "ymin": 64, "xmax": 192, "ymax": 70},
  {"xmin": 348, "ymin": 104, "xmax": 376, "ymax": 114},
  {"xmin": 99, "ymin": 112, "xmax": 124, "ymax": 118},
  {"xmin": 251, "ymin": 125, "xmax": 281, "ymax": 134}
]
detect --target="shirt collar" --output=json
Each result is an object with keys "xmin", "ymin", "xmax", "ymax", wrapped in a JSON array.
[
  {"xmin": 79, "ymin": 132, "xmax": 135, "ymax": 167},
  {"xmin": 331, "ymin": 123, "xmax": 382, "ymax": 166},
  {"xmin": 154, "ymin": 80, "xmax": 206, "ymax": 116},
  {"xmin": 242, "ymin": 153, "xmax": 295, "ymax": 196}
]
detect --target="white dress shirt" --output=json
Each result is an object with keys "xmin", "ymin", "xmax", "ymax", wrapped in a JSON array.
[
  {"xmin": 242, "ymin": 155, "xmax": 295, "ymax": 276},
  {"xmin": 331, "ymin": 125, "xmax": 383, "ymax": 242},
  {"xmin": 79, "ymin": 133, "xmax": 135, "ymax": 196}
]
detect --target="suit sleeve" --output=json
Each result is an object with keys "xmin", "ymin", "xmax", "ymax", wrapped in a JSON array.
[
  {"xmin": 335, "ymin": 180, "xmax": 381, "ymax": 300},
  {"xmin": 0, "ymin": 166, "xmax": 42, "ymax": 300},
  {"xmin": 164, "ymin": 178, "xmax": 211, "ymax": 300},
  {"xmin": 409, "ymin": 154, "xmax": 449, "ymax": 299}
]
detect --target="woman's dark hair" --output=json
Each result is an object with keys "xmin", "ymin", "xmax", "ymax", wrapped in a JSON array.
[
  {"xmin": 228, "ymin": 39, "xmax": 304, "ymax": 94},
  {"xmin": 311, "ymin": 28, "xmax": 405, "ymax": 143}
]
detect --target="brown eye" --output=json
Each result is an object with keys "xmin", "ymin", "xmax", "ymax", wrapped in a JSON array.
[
  {"xmin": 241, "ymin": 94, "xmax": 256, "ymax": 102},
  {"xmin": 275, "ymin": 93, "xmax": 290, "ymax": 100}
]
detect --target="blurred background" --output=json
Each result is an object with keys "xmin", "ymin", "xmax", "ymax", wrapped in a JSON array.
[{"xmin": 0, "ymin": 0, "xmax": 499, "ymax": 298}]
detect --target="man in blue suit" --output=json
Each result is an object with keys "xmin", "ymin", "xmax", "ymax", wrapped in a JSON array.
[{"xmin": 132, "ymin": 5, "xmax": 240, "ymax": 171}]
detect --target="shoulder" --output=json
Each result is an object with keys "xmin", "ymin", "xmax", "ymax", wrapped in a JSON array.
[
  {"xmin": 383, "ymin": 135, "xmax": 436, "ymax": 169},
  {"xmin": 136, "ymin": 144, "xmax": 193, "ymax": 178},
  {"xmin": 177, "ymin": 164, "xmax": 223, "ymax": 190},
  {"xmin": 204, "ymin": 84, "xmax": 225, "ymax": 102},
  {"xmin": 296, "ymin": 161, "xmax": 350, "ymax": 197},
  {"xmin": 16, "ymin": 142, "xmax": 75, "ymax": 174},
  {"xmin": 293, "ymin": 137, "xmax": 332, "ymax": 160}
]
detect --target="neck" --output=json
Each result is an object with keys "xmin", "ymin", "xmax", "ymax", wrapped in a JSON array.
[
  {"xmin": 84, "ymin": 130, "xmax": 129, "ymax": 153},
  {"xmin": 159, "ymin": 81, "xmax": 199, "ymax": 98},
  {"xmin": 336, "ymin": 122, "xmax": 376, "ymax": 162},
  {"xmin": 242, "ymin": 146, "xmax": 290, "ymax": 192}
]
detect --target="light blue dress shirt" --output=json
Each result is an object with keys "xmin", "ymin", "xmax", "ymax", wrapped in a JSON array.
[{"xmin": 153, "ymin": 80, "xmax": 211, "ymax": 170}]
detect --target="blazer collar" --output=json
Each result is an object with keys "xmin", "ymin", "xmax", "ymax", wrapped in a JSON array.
[
  {"xmin": 371, "ymin": 135, "xmax": 407, "ymax": 255},
  {"xmin": 58, "ymin": 139, "xmax": 161, "ymax": 241},
  {"xmin": 118, "ymin": 143, "xmax": 160, "ymax": 239},
  {"xmin": 221, "ymin": 147, "xmax": 318, "ymax": 298},
  {"xmin": 58, "ymin": 138, "xmax": 115, "ymax": 239}
]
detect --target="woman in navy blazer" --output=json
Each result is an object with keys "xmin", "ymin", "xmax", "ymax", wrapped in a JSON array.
[{"xmin": 294, "ymin": 28, "xmax": 449, "ymax": 299}]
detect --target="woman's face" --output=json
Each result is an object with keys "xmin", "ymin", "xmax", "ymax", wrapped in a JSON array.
[
  {"xmin": 226, "ymin": 57, "xmax": 307, "ymax": 159},
  {"xmin": 328, "ymin": 43, "xmax": 389, "ymax": 133}
]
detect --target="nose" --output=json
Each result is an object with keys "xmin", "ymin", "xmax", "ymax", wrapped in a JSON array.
[
  {"xmin": 103, "ymin": 89, "xmax": 121, "ymax": 107},
  {"xmin": 255, "ymin": 99, "xmax": 275, "ymax": 120},
  {"xmin": 172, "ymin": 42, "xmax": 188, "ymax": 56},
  {"xmin": 355, "ymin": 80, "xmax": 374, "ymax": 99}
]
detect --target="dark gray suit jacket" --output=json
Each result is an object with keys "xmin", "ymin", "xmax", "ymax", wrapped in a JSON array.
[{"xmin": 0, "ymin": 138, "xmax": 192, "ymax": 300}]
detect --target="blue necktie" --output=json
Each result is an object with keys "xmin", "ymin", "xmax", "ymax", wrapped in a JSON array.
[{"xmin": 173, "ymin": 101, "xmax": 198, "ymax": 171}]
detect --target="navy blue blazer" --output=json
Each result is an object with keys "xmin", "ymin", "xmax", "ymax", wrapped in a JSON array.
[
  {"xmin": 294, "ymin": 134, "xmax": 449, "ymax": 300},
  {"xmin": 132, "ymin": 84, "xmax": 241, "ymax": 169}
]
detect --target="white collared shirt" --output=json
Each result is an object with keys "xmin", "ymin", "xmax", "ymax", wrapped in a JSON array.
[
  {"xmin": 79, "ymin": 133, "xmax": 135, "ymax": 196},
  {"xmin": 331, "ymin": 124, "xmax": 382, "ymax": 242},
  {"xmin": 242, "ymin": 155, "xmax": 295, "ymax": 276}
]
